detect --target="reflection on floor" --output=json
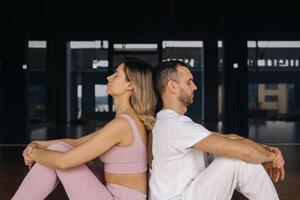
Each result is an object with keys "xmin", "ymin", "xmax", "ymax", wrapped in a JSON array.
[
  {"xmin": 248, "ymin": 121, "xmax": 300, "ymax": 143},
  {"xmin": 1, "ymin": 145, "xmax": 299, "ymax": 200},
  {"xmin": 0, "ymin": 120, "xmax": 108, "ymax": 144},
  {"xmin": 0, "ymin": 120, "xmax": 300, "ymax": 199},
  {"xmin": 204, "ymin": 120, "xmax": 300, "ymax": 144}
]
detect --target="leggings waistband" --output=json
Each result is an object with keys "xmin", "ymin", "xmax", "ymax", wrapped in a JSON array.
[{"xmin": 106, "ymin": 183, "xmax": 147, "ymax": 200}]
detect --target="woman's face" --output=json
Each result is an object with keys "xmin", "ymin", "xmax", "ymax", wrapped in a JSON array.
[{"xmin": 106, "ymin": 64, "xmax": 132, "ymax": 96}]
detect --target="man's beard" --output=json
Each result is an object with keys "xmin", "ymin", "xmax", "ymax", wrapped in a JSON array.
[{"xmin": 178, "ymin": 88, "xmax": 194, "ymax": 107}]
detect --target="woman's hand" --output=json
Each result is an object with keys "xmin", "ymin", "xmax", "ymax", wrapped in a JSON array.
[{"xmin": 22, "ymin": 142, "xmax": 39, "ymax": 169}]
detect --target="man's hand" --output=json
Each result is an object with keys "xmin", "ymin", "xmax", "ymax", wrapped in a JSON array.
[
  {"xmin": 267, "ymin": 146, "xmax": 285, "ymax": 168},
  {"xmin": 263, "ymin": 146, "xmax": 285, "ymax": 183}
]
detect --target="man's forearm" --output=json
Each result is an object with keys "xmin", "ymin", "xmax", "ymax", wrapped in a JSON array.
[
  {"xmin": 214, "ymin": 132, "xmax": 276, "ymax": 163},
  {"xmin": 239, "ymin": 137, "xmax": 276, "ymax": 163}
]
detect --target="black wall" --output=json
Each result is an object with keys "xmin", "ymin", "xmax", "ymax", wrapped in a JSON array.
[{"xmin": 1, "ymin": 0, "xmax": 300, "ymax": 141}]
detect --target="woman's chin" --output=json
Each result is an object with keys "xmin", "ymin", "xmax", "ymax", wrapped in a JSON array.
[{"xmin": 107, "ymin": 91, "xmax": 115, "ymax": 97}]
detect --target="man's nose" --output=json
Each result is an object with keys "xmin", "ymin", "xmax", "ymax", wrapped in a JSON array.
[{"xmin": 193, "ymin": 83, "xmax": 197, "ymax": 91}]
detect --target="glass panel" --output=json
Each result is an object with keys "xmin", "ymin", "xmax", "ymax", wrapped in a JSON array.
[
  {"xmin": 218, "ymin": 41, "xmax": 224, "ymax": 121},
  {"xmin": 112, "ymin": 54, "xmax": 159, "ymax": 70},
  {"xmin": 265, "ymin": 95, "xmax": 279, "ymax": 102},
  {"xmin": 162, "ymin": 40, "xmax": 204, "ymax": 121},
  {"xmin": 77, "ymin": 85, "xmax": 82, "ymax": 118},
  {"xmin": 68, "ymin": 40, "xmax": 109, "ymax": 121},
  {"xmin": 27, "ymin": 41, "xmax": 47, "ymax": 124},
  {"xmin": 70, "ymin": 41, "xmax": 109, "ymax": 70},
  {"xmin": 27, "ymin": 41, "xmax": 47, "ymax": 70},
  {"xmin": 265, "ymin": 84, "xmax": 278, "ymax": 90},
  {"xmin": 162, "ymin": 40, "xmax": 203, "ymax": 71},
  {"xmin": 112, "ymin": 44, "xmax": 159, "ymax": 113},
  {"xmin": 248, "ymin": 41, "xmax": 300, "ymax": 121},
  {"xmin": 113, "ymin": 43, "xmax": 157, "ymax": 52},
  {"xmin": 0, "ymin": 43, "xmax": 2, "ymax": 69},
  {"xmin": 95, "ymin": 84, "xmax": 108, "ymax": 112}
]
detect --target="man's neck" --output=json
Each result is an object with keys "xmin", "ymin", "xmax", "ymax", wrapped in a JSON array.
[
  {"xmin": 162, "ymin": 103, "xmax": 187, "ymax": 115},
  {"xmin": 161, "ymin": 93, "xmax": 188, "ymax": 115}
]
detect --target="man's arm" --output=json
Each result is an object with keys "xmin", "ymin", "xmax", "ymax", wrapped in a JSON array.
[
  {"xmin": 192, "ymin": 132, "xmax": 276, "ymax": 164},
  {"xmin": 213, "ymin": 132, "xmax": 285, "ymax": 167},
  {"xmin": 213, "ymin": 132, "xmax": 244, "ymax": 140}
]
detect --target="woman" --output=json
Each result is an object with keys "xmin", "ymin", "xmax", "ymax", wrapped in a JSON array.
[{"xmin": 12, "ymin": 58, "xmax": 156, "ymax": 200}]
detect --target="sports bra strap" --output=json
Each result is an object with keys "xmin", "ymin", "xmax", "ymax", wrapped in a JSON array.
[{"xmin": 118, "ymin": 114, "xmax": 145, "ymax": 147}]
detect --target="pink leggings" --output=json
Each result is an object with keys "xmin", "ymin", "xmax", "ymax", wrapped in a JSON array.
[{"xmin": 12, "ymin": 142, "xmax": 147, "ymax": 200}]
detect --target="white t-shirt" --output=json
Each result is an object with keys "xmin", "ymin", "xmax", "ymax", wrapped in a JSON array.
[{"xmin": 149, "ymin": 109, "xmax": 212, "ymax": 200}]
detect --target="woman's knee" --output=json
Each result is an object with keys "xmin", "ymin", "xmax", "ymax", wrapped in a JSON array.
[{"xmin": 46, "ymin": 142, "xmax": 73, "ymax": 152}]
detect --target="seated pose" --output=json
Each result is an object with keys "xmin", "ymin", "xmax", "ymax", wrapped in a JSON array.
[
  {"xmin": 149, "ymin": 60, "xmax": 285, "ymax": 200},
  {"xmin": 12, "ymin": 58, "xmax": 156, "ymax": 200}
]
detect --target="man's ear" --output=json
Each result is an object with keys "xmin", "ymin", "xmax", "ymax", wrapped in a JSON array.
[{"xmin": 167, "ymin": 80, "xmax": 178, "ymax": 94}]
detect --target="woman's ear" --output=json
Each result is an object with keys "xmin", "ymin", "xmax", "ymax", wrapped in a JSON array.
[{"xmin": 126, "ymin": 82, "xmax": 134, "ymax": 91}]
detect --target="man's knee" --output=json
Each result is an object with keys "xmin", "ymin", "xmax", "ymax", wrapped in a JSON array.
[
  {"xmin": 47, "ymin": 142, "xmax": 73, "ymax": 152},
  {"xmin": 213, "ymin": 156, "xmax": 263, "ymax": 170},
  {"xmin": 218, "ymin": 157, "xmax": 266, "ymax": 178},
  {"xmin": 213, "ymin": 156, "xmax": 241, "ymax": 167}
]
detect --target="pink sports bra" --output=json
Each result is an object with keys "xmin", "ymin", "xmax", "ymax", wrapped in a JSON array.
[{"xmin": 99, "ymin": 114, "xmax": 147, "ymax": 174}]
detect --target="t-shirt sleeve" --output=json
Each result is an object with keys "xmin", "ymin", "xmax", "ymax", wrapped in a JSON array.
[{"xmin": 169, "ymin": 117, "xmax": 212, "ymax": 151}]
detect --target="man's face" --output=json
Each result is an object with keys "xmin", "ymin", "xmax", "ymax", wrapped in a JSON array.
[{"xmin": 176, "ymin": 66, "xmax": 197, "ymax": 107}]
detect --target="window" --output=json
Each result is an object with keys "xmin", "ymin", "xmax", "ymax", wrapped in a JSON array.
[
  {"xmin": 27, "ymin": 40, "xmax": 47, "ymax": 124},
  {"xmin": 67, "ymin": 41, "xmax": 109, "ymax": 121},
  {"xmin": 265, "ymin": 84, "xmax": 279, "ymax": 90},
  {"xmin": 95, "ymin": 84, "xmax": 108, "ymax": 112},
  {"xmin": 248, "ymin": 41, "xmax": 300, "ymax": 120},
  {"xmin": 265, "ymin": 95, "xmax": 278, "ymax": 102},
  {"xmin": 70, "ymin": 41, "xmax": 109, "ymax": 70},
  {"xmin": 162, "ymin": 40, "xmax": 204, "ymax": 120},
  {"xmin": 162, "ymin": 40, "xmax": 203, "ymax": 71},
  {"xmin": 113, "ymin": 43, "xmax": 157, "ymax": 52}
]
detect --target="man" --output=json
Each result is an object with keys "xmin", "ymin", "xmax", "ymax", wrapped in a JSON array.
[{"xmin": 149, "ymin": 60, "xmax": 285, "ymax": 200}]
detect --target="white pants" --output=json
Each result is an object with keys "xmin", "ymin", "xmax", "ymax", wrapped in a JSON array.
[{"xmin": 182, "ymin": 156, "xmax": 279, "ymax": 200}]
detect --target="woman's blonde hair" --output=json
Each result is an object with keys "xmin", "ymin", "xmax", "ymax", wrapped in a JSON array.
[{"xmin": 122, "ymin": 58, "xmax": 157, "ymax": 131}]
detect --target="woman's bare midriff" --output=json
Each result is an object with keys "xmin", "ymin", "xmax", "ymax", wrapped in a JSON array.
[{"xmin": 105, "ymin": 171, "xmax": 147, "ymax": 194}]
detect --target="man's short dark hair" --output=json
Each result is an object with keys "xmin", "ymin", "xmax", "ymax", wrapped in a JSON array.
[{"xmin": 153, "ymin": 60, "xmax": 189, "ymax": 96}]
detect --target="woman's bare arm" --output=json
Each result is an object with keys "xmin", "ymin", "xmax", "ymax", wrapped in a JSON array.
[
  {"xmin": 28, "ymin": 117, "xmax": 131, "ymax": 170},
  {"xmin": 34, "ymin": 132, "xmax": 98, "ymax": 149}
]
